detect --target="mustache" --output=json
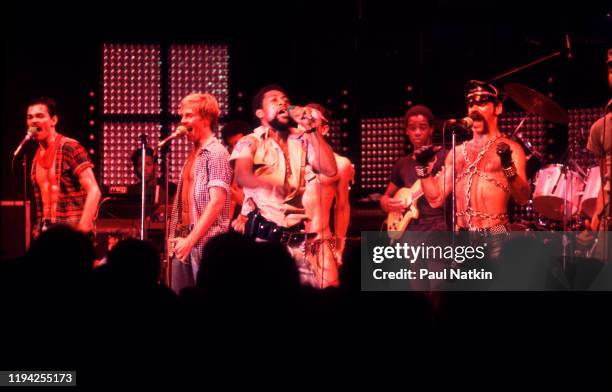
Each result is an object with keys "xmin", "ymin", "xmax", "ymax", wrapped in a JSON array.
[{"xmin": 469, "ymin": 112, "xmax": 485, "ymax": 122}]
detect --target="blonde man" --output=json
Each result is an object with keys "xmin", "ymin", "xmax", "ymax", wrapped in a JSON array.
[{"xmin": 168, "ymin": 93, "xmax": 232, "ymax": 293}]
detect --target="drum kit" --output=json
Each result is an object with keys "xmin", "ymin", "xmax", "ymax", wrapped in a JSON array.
[{"xmin": 503, "ymin": 83, "xmax": 601, "ymax": 231}]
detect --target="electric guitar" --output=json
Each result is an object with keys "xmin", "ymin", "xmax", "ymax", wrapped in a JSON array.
[{"xmin": 386, "ymin": 180, "xmax": 423, "ymax": 240}]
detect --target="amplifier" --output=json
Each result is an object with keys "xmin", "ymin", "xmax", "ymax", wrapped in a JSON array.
[
  {"xmin": 94, "ymin": 218, "xmax": 165, "ymax": 258},
  {"xmin": 1, "ymin": 200, "xmax": 31, "ymax": 260}
]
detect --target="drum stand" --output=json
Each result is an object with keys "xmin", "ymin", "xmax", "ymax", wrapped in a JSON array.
[
  {"xmin": 509, "ymin": 114, "xmax": 544, "ymax": 165},
  {"xmin": 560, "ymin": 145, "xmax": 577, "ymax": 270},
  {"xmin": 561, "ymin": 165, "xmax": 570, "ymax": 270}
]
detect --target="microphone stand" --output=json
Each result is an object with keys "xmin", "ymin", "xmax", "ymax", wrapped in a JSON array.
[
  {"xmin": 161, "ymin": 143, "xmax": 171, "ymax": 286},
  {"xmin": 11, "ymin": 146, "xmax": 31, "ymax": 252},
  {"xmin": 139, "ymin": 134, "xmax": 147, "ymax": 240},
  {"xmin": 22, "ymin": 154, "xmax": 29, "ymax": 251},
  {"xmin": 442, "ymin": 121, "xmax": 458, "ymax": 232}
]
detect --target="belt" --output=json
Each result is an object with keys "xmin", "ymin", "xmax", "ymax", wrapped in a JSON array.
[
  {"xmin": 246, "ymin": 210, "xmax": 315, "ymax": 246},
  {"xmin": 280, "ymin": 231, "xmax": 318, "ymax": 247},
  {"xmin": 174, "ymin": 224, "xmax": 193, "ymax": 238},
  {"xmin": 458, "ymin": 224, "xmax": 508, "ymax": 235}
]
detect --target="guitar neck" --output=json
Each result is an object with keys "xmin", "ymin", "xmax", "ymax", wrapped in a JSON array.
[{"xmin": 413, "ymin": 189, "xmax": 424, "ymax": 201}]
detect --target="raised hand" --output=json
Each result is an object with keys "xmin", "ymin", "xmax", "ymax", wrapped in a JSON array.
[{"xmin": 496, "ymin": 142, "xmax": 513, "ymax": 168}]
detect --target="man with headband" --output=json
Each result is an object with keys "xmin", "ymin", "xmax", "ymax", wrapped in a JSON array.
[
  {"xmin": 300, "ymin": 103, "xmax": 354, "ymax": 286},
  {"xmin": 414, "ymin": 80, "xmax": 530, "ymax": 235}
]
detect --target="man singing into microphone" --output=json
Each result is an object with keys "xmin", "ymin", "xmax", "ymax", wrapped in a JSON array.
[
  {"xmin": 415, "ymin": 81, "xmax": 530, "ymax": 235},
  {"xmin": 167, "ymin": 93, "xmax": 232, "ymax": 293},
  {"xmin": 299, "ymin": 103, "xmax": 354, "ymax": 285},
  {"xmin": 27, "ymin": 97, "xmax": 101, "ymax": 238},
  {"xmin": 230, "ymin": 84, "xmax": 337, "ymax": 287}
]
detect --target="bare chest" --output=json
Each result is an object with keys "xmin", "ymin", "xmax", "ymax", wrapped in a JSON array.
[
  {"xmin": 183, "ymin": 154, "xmax": 196, "ymax": 184},
  {"xmin": 35, "ymin": 158, "xmax": 58, "ymax": 188},
  {"xmin": 461, "ymin": 143, "xmax": 503, "ymax": 174}
]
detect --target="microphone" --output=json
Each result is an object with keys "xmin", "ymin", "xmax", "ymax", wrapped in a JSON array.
[
  {"xmin": 13, "ymin": 127, "xmax": 40, "ymax": 157},
  {"xmin": 287, "ymin": 105, "xmax": 327, "ymax": 122},
  {"xmin": 447, "ymin": 117, "xmax": 474, "ymax": 129},
  {"xmin": 287, "ymin": 105, "xmax": 327, "ymax": 134},
  {"xmin": 157, "ymin": 125, "xmax": 189, "ymax": 149}
]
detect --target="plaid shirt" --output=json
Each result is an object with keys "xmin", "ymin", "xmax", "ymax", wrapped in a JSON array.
[
  {"xmin": 168, "ymin": 137, "xmax": 232, "ymax": 262},
  {"xmin": 31, "ymin": 135, "xmax": 94, "ymax": 231}
]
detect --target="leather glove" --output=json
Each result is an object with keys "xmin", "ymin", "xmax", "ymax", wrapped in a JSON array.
[
  {"xmin": 414, "ymin": 145, "xmax": 439, "ymax": 166},
  {"xmin": 496, "ymin": 142, "xmax": 513, "ymax": 168}
]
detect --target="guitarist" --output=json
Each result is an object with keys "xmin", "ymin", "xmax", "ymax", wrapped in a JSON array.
[
  {"xmin": 380, "ymin": 105, "xmax": 448, "ymax": 232},
  {"xmin": 380, "ymin": 105, "xmax": 448, "ymax": 298}
]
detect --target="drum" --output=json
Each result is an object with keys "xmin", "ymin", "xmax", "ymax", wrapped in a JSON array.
[
  {"xmin": 580, "ymin": 166, "xmax": 601, "ymax": 218},
  {"xmin": 533, "ymin": 164, "xmax": 584, "ymax": 221}
]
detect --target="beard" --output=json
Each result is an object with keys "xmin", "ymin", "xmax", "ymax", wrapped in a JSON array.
[{"xmin": 269, "ymin": 117, "xmax": 293, "ymax": 134}]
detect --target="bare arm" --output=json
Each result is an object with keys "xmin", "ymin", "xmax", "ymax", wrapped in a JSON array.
[
  {"xmin": 77, "ymin": 167, "xmax": 101, "ymax": 233},
  {"xmin": 234, "ymin": 157, "xmax": 268, "ymax": 189},
  {"xmin": 590, "ymin": 187, "xmax": 605, "ymax": 231},
  {"xmin": 305, "ymin": 131, "xmax": 337, "ymax": 177},
  {"xmin": 228, "ymin": 177, "xmax": 244, "ymax": 220},
  {"xmin": 231, "ymin": 178, "xmax": 245, "ymax": 205},
  {"xmin": 590, "ymin": 158, "xmax": 607, "ymax": 231},
  {"xmin": 504, "ymin": 141, "xmax": 531, "ymax": 206},
  {"xmin": 172, "ymin": 187, "xmax": 227, "ymax": 261},
  {"xmin": 334, "ymin": 159, "xmax": 354, "ymax": 256},
  {"xmin": 380, "ymin": 183, "xmax": 403, "ymax": 213},
  {"xmin": 421, "ymin": 152, "xmax": 453, "ymax": 209}
]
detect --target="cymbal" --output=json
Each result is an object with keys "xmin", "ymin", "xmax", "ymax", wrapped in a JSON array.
[{"xmin": 504, "ymin": 82, "xmax": 569, "ymax": 124}]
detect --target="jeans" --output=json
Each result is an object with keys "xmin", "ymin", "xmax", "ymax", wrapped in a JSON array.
[{"xmin": 170, "ymin": 246, "xmax": 201, "ymax": 294}]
